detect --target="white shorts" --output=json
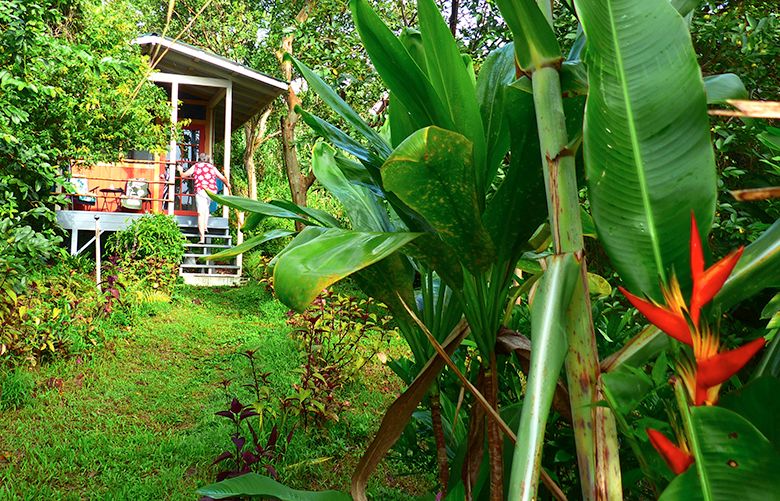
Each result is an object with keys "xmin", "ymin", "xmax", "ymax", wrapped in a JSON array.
[{"xmin": 196, "ymin": 191, "xmax": 211, "ymax": 217}]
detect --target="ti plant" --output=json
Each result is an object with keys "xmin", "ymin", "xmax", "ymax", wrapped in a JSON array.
[{"xmin": 201, "ymin": 0, "xmax": 780, "ymax": 499}]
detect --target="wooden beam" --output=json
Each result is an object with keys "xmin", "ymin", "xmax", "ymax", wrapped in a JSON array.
[
  {"xmin": 208, "ymin": 88, "xmax": 227, "ymax": 109},
  {"xmin": 149, "ymin": 72, "xmax": 230, "ymax": 88}
]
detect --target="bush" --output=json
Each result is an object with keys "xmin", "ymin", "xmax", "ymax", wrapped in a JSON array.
[
  {"xmin": 285, "ymin": 289, "xmax": 395, "ymax": 425},
  {"xmin": 0, "ymin": 265, "xmax": 122, "ymax": 367},
  {"xmin": 106, "ymin": 214, "xmax": 186, "ymax": 292}
]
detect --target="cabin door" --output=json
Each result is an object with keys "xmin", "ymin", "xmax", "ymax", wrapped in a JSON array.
[{"xmin": 174, "ymin": 123, "xmax": 206, "ymax": 216}]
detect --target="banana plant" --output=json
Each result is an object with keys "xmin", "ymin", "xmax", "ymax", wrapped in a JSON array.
[{"xmin": 203, "ymin": 0, "xmax": 780, "ymax": 499}]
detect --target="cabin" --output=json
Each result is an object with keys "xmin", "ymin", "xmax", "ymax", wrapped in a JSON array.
[{"xmin": 56, "ymin": 35, "xmax": 287, "ymax": 286}]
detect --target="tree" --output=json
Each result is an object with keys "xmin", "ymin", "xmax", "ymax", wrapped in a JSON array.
[{"xmin": 0, "ymin": 0, "xmax": 168, "ymax": 297}]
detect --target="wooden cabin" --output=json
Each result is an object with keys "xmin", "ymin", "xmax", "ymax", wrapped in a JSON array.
[{"xmin": 56, "ymin": 35, "xmax": 287, "ymax": 285}]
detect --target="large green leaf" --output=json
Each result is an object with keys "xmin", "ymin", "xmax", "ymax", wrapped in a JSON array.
[
  {"xmin": 205, "ymin": 229, "xmax": 294, "ymax": 261},
  {"xmin": 382, "ymin": 127, "xmax": 496, "ymax": 273},
  {"xmin": 703, "ymin": 74, "xmax": 748, "ymax": 104},
  {"xmin": 196, "ymin": 473, "xmax": 350, "ymax": 501},
  {"xmin": 267, "ymin": 199, "xmax": 342, "ymax": 228},
  {"xmin": 715, "ymin": 217, "xmax": 780, "ymax": 310},
  {"xmin": 311, "ymin": 142, "xmax": 391, "ymax": 232},
  {"xmin": 207, "ymin": 192, "xmax": 313, "ymax": 226},
  {"xmin": 297, "ymin": 107, "xmax": 384, "ymax": 174},
  {"xmin": 476, "ymin": 43, "xmax": 516, "ymax": 186},
  {"xmin": 273, "ymin": 228, "xmax": 420, "ymax": 311},
  {"xmin": 350, "ymin": 0, "xmax": 452, "ymax": 132},
  {"xmin": 508, "ymin": 253, "xmax": 580, "ymax": 500},
  {"xmin": 494, "ymin": 0, "xmax": 562, "ymax": 72},
  {"xmin": 417, "ymin": 0, "xmax": 487, "ymax": 196},
  {"xmin": 575, "ymin": 0, "xmax": 717, "ymax": 300},
  {"xmin": 659, "ymin": 406, "xmax": 780, "ymax": 500},
  {"xmin": 289, "ymin": 55, "xmax": 391, "ymax": 158},
  {"xmin": 482, "ymin": 85, "xmax": 547, "ymax": 262},
  {"xmin": 719, "ymin": 376, "xmax": 780, "ymax": 449}
]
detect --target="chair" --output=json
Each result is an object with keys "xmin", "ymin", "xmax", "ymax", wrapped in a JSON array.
[
  {"xmin": 121, "ymin": 179, "xmax": 150, "ymax": 212},
  {"xmin": 69, "ymin": 178, "xmax": 97, "ymax": 210}
]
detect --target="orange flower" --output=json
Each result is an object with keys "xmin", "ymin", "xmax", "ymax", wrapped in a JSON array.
[
  {"xmin": 688, "ymin": 214, "xmax": 744, "ymax": 326},
  {"xmin": 621, "ymin": 214, "xmax": 765, "ymax": 406},
  {"xmin": 646, "ymin": 428, "xmax": 694, "ymax": 475},
  {"xmin": 619, "ymin": 279, "xmax": 692, "ymax": 346}
]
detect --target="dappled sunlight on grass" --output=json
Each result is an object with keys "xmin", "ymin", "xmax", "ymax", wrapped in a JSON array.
[{"xmin": 0, "ymin": 282, "xmax": 429, "ymax": 499}]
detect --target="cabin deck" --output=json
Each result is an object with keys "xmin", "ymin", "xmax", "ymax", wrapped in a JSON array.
[{"xmin": 57, "ymin": 210, "xmax": 241, "ymax": 286}]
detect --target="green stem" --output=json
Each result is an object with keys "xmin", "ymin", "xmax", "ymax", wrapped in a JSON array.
[
  {"xmin": 527, "ymin": 32, "xmax": 621, "ymax": 501},
  {"xmin": 674, "ymin": 379, "xmax": 712, "ymax": 501}
]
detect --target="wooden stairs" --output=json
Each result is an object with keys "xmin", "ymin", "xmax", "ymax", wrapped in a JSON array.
[{"xmin": 178, "ymin": 217, "xmax": 242, "ymax": 286}]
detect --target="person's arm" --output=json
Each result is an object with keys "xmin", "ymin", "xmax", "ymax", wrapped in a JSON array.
[
  {"xmin": 213, "ymin": 168, "xmax": 231, "ymax": 194},
  {"xmin": 179, "ymin": 164, "xmax": 196, "ymax": 178}
]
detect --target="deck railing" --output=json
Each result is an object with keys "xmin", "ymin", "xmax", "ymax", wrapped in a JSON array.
[{"xmin": 62, "ymin": 158, "xmax": 205, "ymax": 215}]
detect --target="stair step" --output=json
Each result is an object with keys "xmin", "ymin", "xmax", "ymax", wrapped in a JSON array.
[
  {"xmin": 182, "ymin": 234, "xmax": 231, "ymax": 240},
  {"xmin": 181, "ymin": 264, "xmax": 240, "ymax": 270},
  {"xmin": 183, "ymin": 253, "xmax": 235, "ymax": 259},
  {"xmin": 184, "ymin": 243, "xmax": 231, "ymax": 249},
  {"xmin": 180, "ymin": 270, "xmax": 241, "ymax": 276}
]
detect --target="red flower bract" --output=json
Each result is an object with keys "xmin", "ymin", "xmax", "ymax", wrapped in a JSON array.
[
  {"xmin": 618, "ymin": 286, "xmax": 692, "ymax": 346},
  {"xmin": 646, "ymin": 428, "xmax": 694, "ymax": 475},
  {"xmin": 696, "ymin": 337, "xmax": 767, "ymax": 388}
]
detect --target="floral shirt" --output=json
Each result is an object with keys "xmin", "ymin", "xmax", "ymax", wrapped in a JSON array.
[{"xmin": 192, "ymin": 162, "xmax": 218, "ymax": 193}]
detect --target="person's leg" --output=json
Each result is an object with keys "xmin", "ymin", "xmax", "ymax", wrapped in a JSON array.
[{"xmin": 196, "ymin": 191, "xmax": 208, "ymax": 243}]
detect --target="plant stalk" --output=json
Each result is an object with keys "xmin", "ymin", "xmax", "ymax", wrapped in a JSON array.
[
  {"xmin": 529, "ymin": 58, "xmax": 622, "ymax": 500},
  {"xmin": 429, "ymin": 384, "xmax": 451, "ymax": 490}
]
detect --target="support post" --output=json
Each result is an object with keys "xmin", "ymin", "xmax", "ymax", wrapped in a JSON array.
[
  {"xmin": 94, "ymin": 215, "xmax": 101, "ymax": 291},
  {"xmin": 223, "ymin": 83, "xmax": 232, "ymax": 219},
  {"xmin": 168, "ymin": 82, "xmax": 179, "ymax": 216},
  {"xmin": 71, "ymin": 229, "xmax": 78, "ymax": 256}
]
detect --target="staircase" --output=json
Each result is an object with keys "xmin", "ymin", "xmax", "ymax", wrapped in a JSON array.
[{"xmin": 177, "ymin": 217, "xmax": 242, "ymax": 286}]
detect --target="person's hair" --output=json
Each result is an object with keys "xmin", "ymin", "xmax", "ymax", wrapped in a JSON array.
[{"xmin": 197, "ymin": 153, "xmax": 213, "ymax": 163}]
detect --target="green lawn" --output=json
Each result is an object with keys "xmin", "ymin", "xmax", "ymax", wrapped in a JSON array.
[{"xmin": 0, "ymin": 283, "xmax": 433, "ymax": 500}]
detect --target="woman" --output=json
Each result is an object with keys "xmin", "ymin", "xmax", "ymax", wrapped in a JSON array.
[{"xmin": 179, "ymin": 153, "xmax": 231, "ymax": 243}]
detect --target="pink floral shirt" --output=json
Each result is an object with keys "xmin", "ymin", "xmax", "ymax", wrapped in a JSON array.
[{"xmin": 192, "ymin": 162, "xmax": 218, "ymax": 193}]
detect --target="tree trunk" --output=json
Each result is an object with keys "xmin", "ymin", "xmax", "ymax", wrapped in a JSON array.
[
  {"xmin": 429, "ymin": 385, "xmax": 450, "ymax": 490},
  {"xmin": 485, "ymin": 353, "xmax": 503, "ymax": 501},
  {"xmin": 449, "ymin": 0, "xmax": 459, "ymax": 36},
  {"xmin": 278, "ymin": 3, "xmax": 314, "ymax": 231}
]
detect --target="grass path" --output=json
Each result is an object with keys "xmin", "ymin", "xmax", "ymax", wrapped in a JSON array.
[{"xmin": 0, "ymin": 284, "xmax": 430, "ymax": 500}]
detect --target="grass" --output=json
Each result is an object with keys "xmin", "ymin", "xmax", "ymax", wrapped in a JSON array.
[{"xmin": 0, "ymin": 282, "xmax": 434, "ymax": 499}]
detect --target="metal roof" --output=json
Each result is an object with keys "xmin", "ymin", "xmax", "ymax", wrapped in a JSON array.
[{"xmin": 134, "ymin": 35, "xmax": 287, "ymax": 135}]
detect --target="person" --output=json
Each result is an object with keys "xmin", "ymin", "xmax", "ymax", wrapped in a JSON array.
[{"xmin": 179, "ymin": 153, "xmax": 231, "ymax": 243}]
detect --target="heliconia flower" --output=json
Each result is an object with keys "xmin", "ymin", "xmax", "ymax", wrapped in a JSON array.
[
  {"xmin": 696, "ymin": 337, "xmax": 767, "ymax": 388},
  {"xmin": 646, "ymin": 428, "xmax": 694, "ymax": 475},
  {"xmin": 677, "ymin": 355, "xmax": 721, "ymax": 406},
  {"xmin": 688, "ymin": 214, "xmax": 744, "ymax": 326},
  {"xmin": 618, "ymin": 283, "xmax": 692, "ymax": 346},
  {"xmin": 677, "ymin": 324, "xmax": 767, "ymax": 406}
]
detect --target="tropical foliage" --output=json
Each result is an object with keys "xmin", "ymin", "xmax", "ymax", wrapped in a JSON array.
[
  {"xmin": 0, "ymin": 0, "xmax": 168, "ymax": 306},
  {"xmin": 202, "ymin": 0, "xmax": 780, "ymax": 499}
]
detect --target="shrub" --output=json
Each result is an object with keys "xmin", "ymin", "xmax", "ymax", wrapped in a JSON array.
[
  {"xmin": 106, "ymin": 214, "xmax": 185, "ymax": 292},
  {"xmin": 0, "ymin": 267, "xmax": 114, "ymax": 367},
  {"xmin": 285, "ymin": 289, "xmax": 395, "ymax": 425}
]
